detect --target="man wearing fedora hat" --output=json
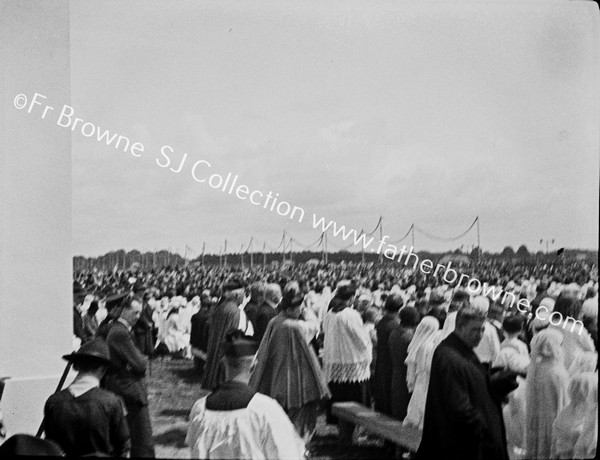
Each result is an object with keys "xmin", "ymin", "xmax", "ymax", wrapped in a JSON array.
[{"xmin": 43, "ymin": 338, "xmax": 130, "ymax": 457}]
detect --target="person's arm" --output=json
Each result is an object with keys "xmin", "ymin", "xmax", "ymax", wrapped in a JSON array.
[
  {"xmin": 111, "ymin": 397, "xmax": 131, "ymax": 457},
  {"xmin": 111, "ymin": 328, "xmax": 148, "ymax": 375},
  {"xmin": 435, "ymin": 355, "xmax": 493, "ymax": 447},
  {"xmin": 298, "ymin": 307, "xmax": 319, "ymax": 343}
]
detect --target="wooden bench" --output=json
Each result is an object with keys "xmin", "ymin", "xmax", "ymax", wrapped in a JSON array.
[{"xmin": 332, "ymin": 402, "xmax": 422, "ymax": 452}]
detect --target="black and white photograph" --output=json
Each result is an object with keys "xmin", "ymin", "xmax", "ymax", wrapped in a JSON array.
[{"xmin": 1, "ymin": 0, "xmax": 598, "ymax": 458}]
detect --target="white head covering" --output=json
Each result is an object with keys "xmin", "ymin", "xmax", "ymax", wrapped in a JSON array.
[
  {"xmin": 437, "ymin": 311, "xmax": 457, "ymax": 344},
  {"xmin": 471, "ymin": 296, "xmax": 490, "ymax": 314},
  {"xmin": 568, "ymin": 352, "xmax": 598, "ymax": 377},
  {"xmin": 528, "ymin": 297, "xmax": 556, "ymax": 336},
  {"xmin": 531, "ymin": 328, "xmax": 564, "ymax": 362},
  {"xmin": 572, "ymin": 372, "xmax": 598, "ymax": 459},
  {"xmin": 552, "ymin": 371, "xmax": 597, "ymax": 459},
  {"xmin": 406, "ymin": 317, "xmax": 440, "ymax": 368}
]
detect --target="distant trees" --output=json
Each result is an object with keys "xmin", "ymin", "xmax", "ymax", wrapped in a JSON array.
[
  {"xmin": 501, "ymin": 246, "xmax": 515, "ymax": 258},
  {"xmin": 516, "ymin": 245, "xmax": 530, "ymax": 259}
]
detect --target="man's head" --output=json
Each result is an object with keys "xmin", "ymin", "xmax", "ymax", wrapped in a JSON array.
[
  {"xmin": 280, "ymin": 292, "xmax": 304, "ymax": 319},
  {"xmin": 399, "ymin": 306, "xmax": 420, "ymax": 328},
  {"xmin": 249, "ymin": 282, "xmax": 266, "ymax": 304},
  {"xmin": 63, "ymin": 339, "xmax": 112, "ymax": 379},
  {"xmin": 450, "ymin": 289, "xmax": 470, "ymax": 313},
  {"xmin": 221, "ymin": 329, "xmax": 259, "ymax": 381},
  {"xmin": 120, "ymin": 297, "xmax": 143, "ymax": 326},
  {"xmin": 384, "ymin": 293, "xmax": 404, "ymax": 314},
  {"xmin": 454, "ymin": 306, "xmax": 487, "ymax": 349},
  {"xmin": 335, "ymin": 283, "xmax": 357, "ymax": 308},
  {"xmin": 502, "ymin": 314, "xmax": 524, "ymax": 337},
  {"xmin": 264, "ymin": 283, "xmax": 282, "ymax": 307}
]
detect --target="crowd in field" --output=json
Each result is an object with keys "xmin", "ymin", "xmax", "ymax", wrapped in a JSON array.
[{"xmin": 58, "ymin": 257, "xmax": 598, "ymax": 458}]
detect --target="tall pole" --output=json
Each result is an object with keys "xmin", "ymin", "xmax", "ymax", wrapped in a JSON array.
[
  {"xmin": 224, "ymin": 239, "xmax": 228, "ymax": 267},
  {"xmin": 379, "ymin": 216, "xmax": 383, "ymax": 265},
  {"xmin": 281, "ymin": 231, "xmax": 286, "ymax": 264},
  {"xmin": 201, "ymin": 242, "xmax": 205, "ymax": 266},
  {"xmin": 263, "ymin": 241, "xmax": 266, "ymax": 266},
  {"xmin": 361, "ymin": 229, "xmax": 365, "ymax": 264},
  {"xmin": 476, "ymin": 217, "xmax": 481, "ymax": 261}
]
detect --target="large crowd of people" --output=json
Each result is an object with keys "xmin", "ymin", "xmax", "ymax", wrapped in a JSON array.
[{"xmin": 3, "ymin": 256, "xmax": 596, "ymax": 458}]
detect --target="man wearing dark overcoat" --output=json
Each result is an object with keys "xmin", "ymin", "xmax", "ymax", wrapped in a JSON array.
[
  {"xmin": 104, "ymin": 297, "xmax": 155, "ymax": 457},
  {"xmin": 416, "ymin": 306, "xmax": 517, "ymax": 460}
]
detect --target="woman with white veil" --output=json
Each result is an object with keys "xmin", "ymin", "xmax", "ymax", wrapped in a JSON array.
[
  {"xmin": 525, "ymin": 328, "xmax": 569, "ymax": 459},
  {"xmin": 552, "ymin": 371, "xmax": 597, "ymax": 459},
  {"xmin": 403, "ymin": 316, "xmax": 440, "ymax": 430}
]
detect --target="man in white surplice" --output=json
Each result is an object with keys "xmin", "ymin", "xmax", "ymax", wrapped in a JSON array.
[{"xmin": 186, "ymin": 330, "xmax": 305, "ymax": 459}]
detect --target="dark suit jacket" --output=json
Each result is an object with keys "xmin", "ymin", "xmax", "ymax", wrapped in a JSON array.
[
  {"xmin": 104, "ymin": 321, "xmax": 149, "ymax": 408},
  {"xmin": 44, "ymin": 387, "xmax": 130, "ymax": 457},
  {"xmin": 373, "ymin": 314, "xmax": 400, "ymax": 414},
  {"xmin": 132, "ymin": 303, "xmax": 155, "ymax": 356},
  {"xmin": 255, "ymin": 302, "xmax": 277, "ymax": 343},
  {"xmin": 416, "ymin": 333, "xmax": 508, "ymax": 460},
  {"xmin": 389, "ymin": 325, "xmax": 414, "ymax": 420}
]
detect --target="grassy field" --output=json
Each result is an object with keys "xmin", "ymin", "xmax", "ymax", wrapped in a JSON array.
[{"xmin": 147, "ymin": 358, "xmax": 396, "ymax": 459}]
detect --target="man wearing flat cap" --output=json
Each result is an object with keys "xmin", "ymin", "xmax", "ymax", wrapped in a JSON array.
[
  {"xmin": 187, "ymin": 329, "xmax": 305, "ymax": 459},
  {"xmin": 201, "ymin": 277, "xmax": 249, "ymax": 390},
  {"xmin": 43, "ymin": 339, "xmax": 130, "ymax": 457}
]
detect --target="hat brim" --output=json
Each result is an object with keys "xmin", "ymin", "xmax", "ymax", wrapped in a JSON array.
[{"xmin": 62, "ymin": 352, "xmax": 112, "ymax": 365}]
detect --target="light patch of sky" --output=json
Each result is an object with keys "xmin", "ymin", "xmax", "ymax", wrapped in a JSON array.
[{"xmin": 70, "ymin": 0, "xmax": 599, "ymax": 257}]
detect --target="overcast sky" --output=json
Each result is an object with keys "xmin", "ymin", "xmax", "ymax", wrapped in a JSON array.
[{"xmin": 70, "ymin": 0, "xmax": 599, "ymax": 257}]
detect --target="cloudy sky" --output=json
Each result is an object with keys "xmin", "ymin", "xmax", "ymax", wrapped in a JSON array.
[{"xmin": 70, "ymin": 0, "xmax": 599, "ymax": 257}]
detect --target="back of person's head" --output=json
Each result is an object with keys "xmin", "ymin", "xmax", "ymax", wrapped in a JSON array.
[
  {"xmin": 502, "ymin": 314, "xmax": 524, "ymax": 335},
  {"xmin": 399, "ymin": 306, "xmax": 420, "ymax": 328},
  {"xmin": 427, "ymin": 304, "xmax": 447, "ymax": 327},
  {"xmin": 567, "ymin": 372, "xmax": 597, "ymax": 405},
  {"xmin": 470, "ymin": 296, "xmax": 490, "ymax": 315},
  {"xmin": 488, "ymin": 301, "xmax": 506, "ymax": 323},
  {"xmin": 456, "ymin": 306, "xmax": 487, "ymax": 330},
  {"xmin": 249, "ymin": 282, "xmax": 266, "ymax": 303},
  {"xmin": 384, "ymin": 293, "xmax": 403, "ymax": 313},
  {"xmin": 554, "ymin": 294, "xmax": 582, "ymax": 319},
  {"xmin": 279, "ymin": 291, "xmax": 303, "ymax": 311},
  {"xmin": 0, "ymin": 434, "xmax": 64, "ymax": 456},
  {"xmin": 221, "ymin": 329, "xmax": 259, "ymax": 376},
  {"xmin": 449, "ymin": 289, "xmax": 470, "ymax": 313},
  {"xmin": 283, "ymin": 280, "xmax": 300, "ymax": 298},
  {"xmin": 264, "ymin": 283, "xmax": 282, "ymax": 305},
  {"xmin": 364, "ymin": 306, "xmax": 379, "ymax": 324}
]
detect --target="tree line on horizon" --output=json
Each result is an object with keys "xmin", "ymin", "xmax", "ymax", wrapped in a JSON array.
[{"xmin": 72, "ymin": 245, "xmax": 598, "ymax": 272}]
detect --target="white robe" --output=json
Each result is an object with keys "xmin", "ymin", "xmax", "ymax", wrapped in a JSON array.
[
  {"xmin": 186, "ymin": 393, "xmax": 305, "ymax": 459},
  {"xmin": 404, "ymin": 317, "xmax": 440, "ymax": 430}
]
